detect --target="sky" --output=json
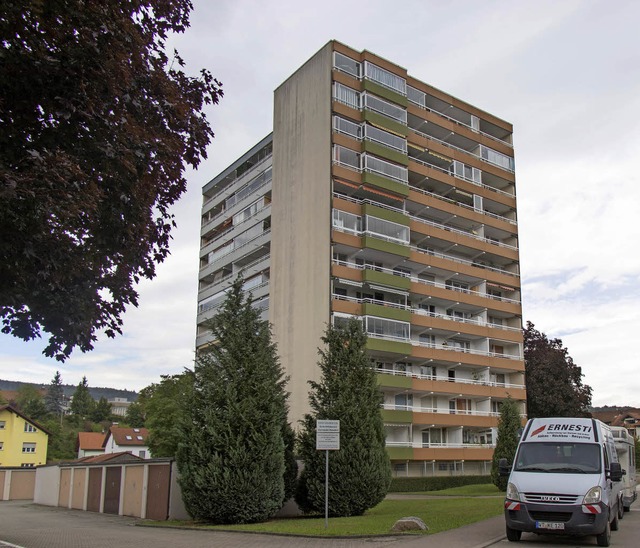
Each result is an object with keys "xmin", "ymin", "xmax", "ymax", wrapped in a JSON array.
[{"xmin": 2, "ymin": 0, "xmax": 639, "ymax": 407}]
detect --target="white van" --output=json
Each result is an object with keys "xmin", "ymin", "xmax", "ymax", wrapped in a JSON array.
[
  {"xmin": 611, "ymin": 426, "xmax": 637, "ymax": 512},
  {"xmin": 500, "ymin": 417, "xmax": 623, "ymax": 547}
]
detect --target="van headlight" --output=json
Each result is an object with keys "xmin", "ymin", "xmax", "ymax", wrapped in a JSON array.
[
  {"xmin": 506, "ymin": 482, "xmax": 521, "ymax": 501},
  {"xmin": 583, "ymin": 486, "xmax": 602, "ymax": 504}
]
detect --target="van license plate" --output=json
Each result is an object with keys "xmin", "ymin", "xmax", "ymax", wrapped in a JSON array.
[{"xmin": 535, "ymin": 521, "xmax": 565, "ymax": 530}]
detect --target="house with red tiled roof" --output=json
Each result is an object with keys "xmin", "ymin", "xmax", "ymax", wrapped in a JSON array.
[
  {"xmin": 76, "ymin": 431, "xmax": 106, "ymax": 458},
  {"xmin": 102, "ymin": 426, "xmax": 151, "ymax": 459}
]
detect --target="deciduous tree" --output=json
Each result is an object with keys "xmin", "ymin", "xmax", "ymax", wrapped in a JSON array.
[
  {"xmin": 0, "ymin": 1, "xmax": 222, "ymax": 360},
  {"xmin": 176, "ymin": 276, "xmax": 292, "ymax": 524},
  {"xmin": 16, "ymin": 384, "xmax": 47, "ymax": 420},
  {"xmin": 138, "ymin": 372, "xmax": 192, "ymax": 457},
  {"xmin": 295, "ymin": 318, "xmax": 391, "ymax": 517},
  {"xmin": 90, "ymin": 396, "xmax": 112, "ymax": 423},
  {"xmin": 491, "ymin": 398, "xmax": 522, "ymax": 491},
  {"xmin": 124, "ymin": 401, "xmax": 145, "ymax": 428},
  {"xmin": 524, "ymin": 322, "xmax": 592, "ymax": 418}
]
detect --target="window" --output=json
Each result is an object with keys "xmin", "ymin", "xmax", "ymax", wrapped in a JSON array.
[
  {"xmin": 362, "ymin": 93, "xmax": 407, "ymax": 124},
  {"xmin": 407, "ymin": 85, "xmax": 426, "ymax": 107},
  {"xmin": 22, "ymin": 442, "xmax": 36, "ymax": 453},
  {"xmin": 363, "ymin": 61, "xmax": 406, "ymax": 95},
  {"xmin": 136, "ymin": 435, "xmax": 144, "ymax": 441},
  {"xmin": 362, "ymin": 154, "xmax": 408, "ymax": 183},
  {"xmin": 365, "ymin": 215, "xmax": 409, "ymax": 244},
  {"xmin": 445, "ymin": 279, "xmax": 469, "ymax": 293},
  {"xmin": 21, "ymin": 463, "xmax": 35, "ymax": 468},
  {"xmin": 0, "ymin": 420, "xmax": 5, "ymax": 429},
  {"xmin": 479, "ymin": 145, "xmax": 514, "ymax": 171},
  {"xmin": 139, "ymin": 450, "xmax": 146, "ymax": 459},
  {"xmin": 333, "ymin": 82, "xmax": 359, "ymax": 109},
  {"xmin": 450, "ymin": 160, "xmax": 481, "ymax": 183},
  {"xmin": 125, "ymin": 435, "xmax": 132, "ymax": 440},
  {"xmin": 333, "ymin": 115, "xmax": 361, "ymax": 139},
  {"xmin": 24, "ymin": 423, "xmax": 37, "ymax": 433},
  {"xmin": 332, "ymin": 209, "xmax": 362, "ymax": 233},
  {"xmin": 394, "ymin": 393, "xmax": 413, "ymax": 410},
  {"xmin": 0, "ymin": 441, "xmax": 3, "ymax": 450},
  {"xmin": 334, "ymin": 52, "xmax": 361, "ymax": 78},
  {"xmin": 364, "ymin": 124, "xmax": 407, "ymax": 153},
  {"xmin": 364, "ymin": 316, "xmax": 410, "ymax": 341},
  {"xmin": 333, "ymin": 145, "xmax": 360, "ymax": 170}
]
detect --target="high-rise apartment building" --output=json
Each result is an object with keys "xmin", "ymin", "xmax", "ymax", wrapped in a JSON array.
[{"xmin": 197, "ymin": 41, "xmax": 525, "ymax": 477}]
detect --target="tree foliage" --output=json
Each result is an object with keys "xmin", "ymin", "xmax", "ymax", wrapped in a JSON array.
[
  {"xmin": 176, "ymin": 277, "xmax": 293, "ymax": 524},
  {"xmin": 138, "ymin": 372, "xmax": 192, "ymax": 457},
  {"xmin": 524, "ymin": 321, "xmax": 592, "ymax": 418},
  {"xmin": 90, "ymin": 396, "xmax": 112, "ymax": 423},
  {"xmin": 124, "ymin": 401, "xmax": 145, "ymax": 428},
  {"xmin": 45, "ymin": 370, "xmax": 65, "ymax": 415},
  {"xmin": 491, "ymin": 398, "xmax": 522, "ymax": 491},
  {"xmin": 0, "ymin": 1, "xmax": 223, "ymax": 360},
  {"xmin": 295, "ymin": 318, "xmax": 391, "ymax": 517},
  {"xmin": 70, "ymin": 376, "xmax": 94, "ymax": 419},
  {"xmin": 16, "ymin": 384, "xmax": 47, "ymax": 420}
]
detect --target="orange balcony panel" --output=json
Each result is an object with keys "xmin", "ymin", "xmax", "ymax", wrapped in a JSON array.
[
  {"xmin": 409, "ymin": 282, "xmax": 521, "ymax": 315},
  {"xmin": 411, "ymin": 314, "xmax": 523, "ymax": 343},
  {"xmin": 412, "ymin": 412, "xmax": 498, "ymax": 428},
  {"xmin": 332, "ymin": 298, "xmax": 361, "ymax": 316},
  {"xmin": 413, "ymin": 446, "xmax": 495, "ymax": 461},
  {"xmin": 331, "ymin": 263, "xmax": 362, "ymax": 282}
]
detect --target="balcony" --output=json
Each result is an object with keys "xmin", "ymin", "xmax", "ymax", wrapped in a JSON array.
[{"xmin": 331, "ymin": 258, "xmax": 521, "ymax": 305}]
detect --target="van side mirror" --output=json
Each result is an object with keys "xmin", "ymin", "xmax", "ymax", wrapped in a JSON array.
[
  {"xmin": 608, "ymin": 462, "xmax": 623, "ymax": 482},
  {"xmin": 498, "ymin": 457, "xmax": 511, "ymax": 477}
]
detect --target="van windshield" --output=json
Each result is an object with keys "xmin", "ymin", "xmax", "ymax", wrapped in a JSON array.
[{"xmin": 514, "ymin": 442, "xmax": 601, "ymax": 474}]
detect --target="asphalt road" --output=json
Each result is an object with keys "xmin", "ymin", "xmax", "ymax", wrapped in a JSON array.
[
  {"xmin": 1, "ymin": 499, "xmax": 639, "ymax": 548},
  {"xmin": 490, "ymin": 503, "xmax": 640, "ymax": 547}
]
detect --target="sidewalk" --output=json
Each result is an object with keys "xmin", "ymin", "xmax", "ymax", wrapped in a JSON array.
[{"xmin": 399, "ymin": 515, "xmax": 505, "ymax": 548}]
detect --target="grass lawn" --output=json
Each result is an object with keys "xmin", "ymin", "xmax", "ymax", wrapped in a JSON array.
[
  {"xmin": 148, "ymin": 496, "xmax": 504, "ymax": 537},
  {"xmin": 420, "ymin": 484, "xmax": 503, "ymax": 497}
]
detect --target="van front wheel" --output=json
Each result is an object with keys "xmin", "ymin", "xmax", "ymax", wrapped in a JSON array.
[
  {"xmin": 596, "ymin": 519, "xmax": 611, "ymax": 547},
  {"xmin": 506, "ymin": 525, "xmax": 522, "ymax": 542}
]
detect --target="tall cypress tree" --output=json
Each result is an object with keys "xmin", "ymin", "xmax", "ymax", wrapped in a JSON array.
[
  {"xmin": 295, "ymin": 318, "xmax": 391, "ymax": 517},
  {"xmin": 491, "ymin": 397, "xmax": 522, "ymax": 491},
  {"xmin": 176, "ymin": 276, "xmax": 293, "ymax": 524}
]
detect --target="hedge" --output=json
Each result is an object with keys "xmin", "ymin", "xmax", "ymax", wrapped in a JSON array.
[{"xmin": 389, "ymin": 475, "xmax": 492, "ymax": 492}]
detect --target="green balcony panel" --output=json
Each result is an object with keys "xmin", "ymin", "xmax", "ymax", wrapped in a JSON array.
[
  {"xmin": 362, "ymin": 140, "xmax": 409, "ymax": 167},
  {"xmin": 364, "ymin": 303, "xmax": 411, "ymax": 323},
  {"xmin": 376, "ymin": 373, "xmax": 412, "ymax": 389},
  {"xmin": 366, "ymin": 337, "xmax": 412, "ymax": 356},
  {"xmin": 363, "ymin": 110, "xmax": 409, "ymax": 137},
  {"xmin": 363, "ymin": 203, "xmax": 410, "ymax": 226},
  {"xmin": 363, "ymin": 80, "xmax": 409, "ymax": 107},
  {"xmin": 381, "ymin": 408, "xmax": 413, "ymax": 423},
  {"xmin": 362, "ymin": 268, "xmax": 411, "ymax": 290},
  {"xmin": 363, "ymin": 235, "xmax": 411, "ymax": 258},
  {"xmin": 386, "ymin": 446, "xmax": 414, "ymax": 460},
  {"xmin": 362, "ymin": 172, "xmax": 410, "ymax": 198}
]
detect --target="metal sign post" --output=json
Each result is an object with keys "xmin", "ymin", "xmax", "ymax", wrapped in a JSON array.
[{"xmin": 316, "ymin": 420, "xmax": 340, "ymax": 529}]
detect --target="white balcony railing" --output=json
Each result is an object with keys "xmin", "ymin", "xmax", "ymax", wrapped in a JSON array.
[
  {"xmin": 333, "ymin": 293, "xmax": 521, "ymax": 333},
  {"xmin": 385, "ymin": 441, "xmax": 497, "ymax": 449},
  {"xmin": 375, "ymin": 367, "xmax": 525, "ymax": 390},
  {"xmin": 332, "ymin": 258, "xmax": 521, "ymax": 304},
  {"xmin": 334, "ymin": 193, "xmax": 516, "ymax": 251}
]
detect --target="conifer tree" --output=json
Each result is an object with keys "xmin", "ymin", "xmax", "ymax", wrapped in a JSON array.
[
  {"xmin": 45, "ymin": 371, "xmax": 65, "ymax": 415},
  {"xmin": 295, "ymin": 318, "xmax": 391, "ymax": 516},
  {"xmin": 176, "ymin": 276, "xmax": 293, "ymax": 524},
  {"xmin": 491, "ymin": 398, "xmax": 522, "ymax": 491},
  {"xmin": 70, "ymin": 376, "xmax": 95, "ymax": 419}
]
